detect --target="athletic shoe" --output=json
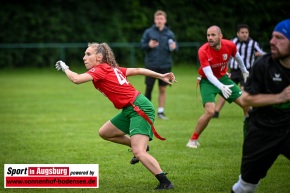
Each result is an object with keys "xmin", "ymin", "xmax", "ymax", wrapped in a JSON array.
[
  {"xmin": 130, "ymin": 145, "xmax": 150, "ymax": 164},
  {"xmin": 154, "ymin": 182, "xmax": 174, "ymax": 190},
  {"xmin": 157, "ymin": 112, "xmax": 168, "ymax": 120},
  {"xmin": 186, "ymin": 139, "xmax": 200, "ymax": 148},
  {"xmin": 212, "ymin": 111, "xmax": 219, "ymax": 118}
]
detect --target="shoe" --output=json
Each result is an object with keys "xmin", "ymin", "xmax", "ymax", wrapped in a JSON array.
[
  {"xmin": 130, "ymin": 145, "xmax": 150, "ymax": 164},
  {"xmin": 186, "ymin": 139, "xmax": 200, "ymax": 148},
  {"xmin": 154, "ymin": 182, "xmax": 174, "ymax": 190},
  {"xmin": 130, "ymin": 156, "xmax": 139, "ymax": 164},
  {"xmin": 212, "ymin": 111, "xmax": 219, "ymax": 118},
  {"xmin": 158, "ymin": 112, "xmax": 168, "ymax": 120}
]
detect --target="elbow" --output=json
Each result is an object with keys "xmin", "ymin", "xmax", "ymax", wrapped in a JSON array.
[
  {"xmin": 68, "ymin": 73, "xmax": 85, "ymax": 85},
  {"xmin": 70, "ymin": 78, "xmax": 82, "ymax": 85}
]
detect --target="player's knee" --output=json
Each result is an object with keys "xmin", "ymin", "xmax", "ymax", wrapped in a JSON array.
[
  {"xmin": 232, "ymin": 175, "xmax": 259, "ymax": 193},
  {"xmin": 98, "ymin": 128, "xmax": 109, "ymax": 140},
  {"xmin": 206, "ymin": 109, "xmax": 215, "ymax": 117},
  {"xmin": 98, "ymin": 130, "xmax": 106, "ymax": 139},
  {"xmin": 131, "ymin": 149, "xmax": 147, "ymax": 161}
]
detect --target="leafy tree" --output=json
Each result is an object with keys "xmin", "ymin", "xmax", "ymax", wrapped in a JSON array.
[{"xmin": 0, "ymin": 0, "xmax": 288, "ymax": 68}]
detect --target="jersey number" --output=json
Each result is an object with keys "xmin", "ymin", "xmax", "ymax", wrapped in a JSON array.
[
  {"xmin": 114, "ymin": 68, "xmax": 129, "ymax": 85},
  {"xmin": 220, "ymin": 65, "xmax": 226, "ymax": 71}
]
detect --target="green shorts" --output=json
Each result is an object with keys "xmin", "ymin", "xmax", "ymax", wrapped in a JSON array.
[
  {"xmin": 199, "ymin": 75, "xmax": 242, "ymax": 106},
  {"xmin": 110, "ymin": 94, "xmax": 155, "ymax": 140}
]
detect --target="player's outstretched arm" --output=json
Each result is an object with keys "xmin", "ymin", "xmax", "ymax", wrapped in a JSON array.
[
  {"xmin": 126, "ymin": 68, "xmax": 177, "ymax": 84},
  {"xmin": 56, "ymin": 60, "xmax": 93, "ymax": 84},
  {"xmin": 241, "ymin": 85, "xmax": 290, "ymax": 107}
]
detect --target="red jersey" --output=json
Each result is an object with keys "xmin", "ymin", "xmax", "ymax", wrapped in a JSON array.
[
  {"xmin": 198, "ymin": 39, "xmax": 237, "ymax": 79},
  {"xmin": 86, "ymin": 63, "xmax": 136, "ymax": 109}
]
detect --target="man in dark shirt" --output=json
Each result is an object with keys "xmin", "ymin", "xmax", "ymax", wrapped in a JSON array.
[{"xmin": 231, "ymin": 19, "xmax": 290, "ymax": 193}]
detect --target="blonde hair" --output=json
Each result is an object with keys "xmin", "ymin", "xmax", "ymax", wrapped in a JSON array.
[
  {"xmin": 154, "ymin": 10, "xmax": 167, "ymax": 18},
  {"xmin": 88, "ymin": 42, "xmax": 119, "ymax": 67}
]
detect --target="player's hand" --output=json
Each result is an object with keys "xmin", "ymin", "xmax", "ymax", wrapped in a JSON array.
[
  {"xmin": 162, "ymin": 72, "xmax": 177, "ymax": 85},
  {"xmin": 279, "ymin": 85, "xmax": 290, "ymax": 103},
  {"xmin": 55, "ymin": 60, "xmax": 69, "ymax": 72},
  {"xmin": 255, "ymin": 52, "xmax": 264, "ymax": 57},
  {"xmin": 149, "ymin": 39, "xmax": 159, "ymax": 48},
  {"xmin": 242, "ymin": 71, "xmax": 249, "ymax": 83},
  {"xmin": 169, "ymin": 42, "xmax": 176, "ymax": 51},
  {"xmin": 218, "ymin": 84, "xmax": 234, "ymax": 99}
]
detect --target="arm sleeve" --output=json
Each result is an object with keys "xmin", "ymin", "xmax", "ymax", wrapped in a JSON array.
[
  {"xmin": 86, "ymin": 67, "xmax": 105, "ymax": 81},
  {"xmin": 170, "ymin": 32, "xmax": 179, "ymax": 52},
  {"xmin": 141, "ymin": 30, "xmax": 150, "ymax": 51},
  {"xmin": 234, "ymin": 52, "xmax": 248, "ymax": 73},
  {"xmin": 254, "ymin": 42, "xmax": 266, "ymax": 54},
  {"xmin": 119, "ymin": 67, "xmax": 127, "ymax": 77},
  {"xmin": 198, "ymin": 49, "xmax": 210, "ymax": 68},
  {"xmin": 203, "ymin": 66, "xmax": 223, "ymax": 89}
]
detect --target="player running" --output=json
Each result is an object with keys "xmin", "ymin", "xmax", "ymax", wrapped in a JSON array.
[{"xmin": 55, "ymin": 42, "xmax": 176, "ymax": 190}]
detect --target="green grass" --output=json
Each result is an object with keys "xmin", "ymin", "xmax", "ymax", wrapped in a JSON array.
[{"xmin": 0, "ymin": 65, "xmax": 289, "ymax": 193}]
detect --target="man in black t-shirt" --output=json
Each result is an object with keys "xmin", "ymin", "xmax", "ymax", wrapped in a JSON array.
[{"xmin": 231, "ymin": 19, "xmax": 290, "ymax": 193}]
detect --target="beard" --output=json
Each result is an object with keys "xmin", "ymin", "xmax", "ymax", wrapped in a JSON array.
[
  {"xmin": 271, "ymin": 44, "xmax": 290, "ymax": 60},
  {"xmin": 209, "ymin": 40, "xmax": 220, "ymax": 49}
]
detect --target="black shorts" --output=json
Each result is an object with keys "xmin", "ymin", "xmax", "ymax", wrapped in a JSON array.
[
  {"xmin": 145, "ymin": 67, "xmax": 171, "ymax": 86},
  {"xmin": 230, "ymin": 69, "xmax": 244, "ymax": 86},
  {"xmin": 241, "ymin": 120, "xmax": 290, "ymax": 184}
]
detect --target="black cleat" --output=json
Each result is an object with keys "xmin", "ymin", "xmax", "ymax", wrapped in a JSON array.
[
  {"xmin": 154, "ymin": 182, "xmax": 174, "ymax": 190},
  {"xmin": 130, "ymin": 145, "xmax": 149, "ymax": 164},
  {"xmin": 130, "ymin": 157, "xmax": 139, "ymax": 164}
]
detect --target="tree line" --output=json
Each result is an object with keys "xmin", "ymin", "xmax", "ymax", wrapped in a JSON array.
[{"xmin": 0, "ymin": 0, "xmax": 288, "ymax": 68}]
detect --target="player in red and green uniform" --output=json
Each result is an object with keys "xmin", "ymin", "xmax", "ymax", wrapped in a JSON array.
[
  {"xmin": 87, "ymin": 65, "xmax": 137, "ymax": 109},
  {"xmin": 55, "ymin": 42, "xmax": 176, "ymax": 190},
  {"xmin": 186, "ymin": 25, "xmax": 249, "ymax": 148}
]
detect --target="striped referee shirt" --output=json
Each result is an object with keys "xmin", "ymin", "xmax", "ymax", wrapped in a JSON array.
[{"xmin": 229, "ymin": 37, "xmax": 266, "ymax": 71}]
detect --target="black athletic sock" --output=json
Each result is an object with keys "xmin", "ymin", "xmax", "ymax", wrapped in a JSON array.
[{"xmin": 155, "ymin": 173, "xmax": 171, "ymax": 184}]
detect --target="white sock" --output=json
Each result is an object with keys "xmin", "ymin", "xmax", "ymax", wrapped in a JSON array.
[
  {"xmin": 158, "ymin": 107, "xmax": 164, "ymax": 113},
  {"xmin": 232, "ymin": 175, "xmax": 259, "ymax": 193}
]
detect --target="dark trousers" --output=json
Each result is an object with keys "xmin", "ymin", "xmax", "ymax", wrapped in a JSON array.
[
  {"xmin": 144, "ymin": 67, "xmax": 171, "ymax": 100},
  {"xmin": 241, "ymin": 120, "xmax": 290, "ymax": 184}
]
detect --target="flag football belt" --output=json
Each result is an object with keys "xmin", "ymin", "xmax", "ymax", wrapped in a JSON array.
[
  {"xmin": 196, "ymin": 76, "xmax": 202, "ymax": 99},
  {"xmin": 129, "ymin": 91, "xmax": 166, "ymax": 140}
]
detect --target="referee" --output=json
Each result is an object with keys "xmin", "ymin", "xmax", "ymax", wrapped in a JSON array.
[{"xmin": 214, "ymin": 24, "xmax": 266, "ymax": 118}]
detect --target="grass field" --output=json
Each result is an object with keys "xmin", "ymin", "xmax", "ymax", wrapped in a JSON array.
[{"xmin": 0, "ymin": 65, "xmax": 289, "ymax": 193}]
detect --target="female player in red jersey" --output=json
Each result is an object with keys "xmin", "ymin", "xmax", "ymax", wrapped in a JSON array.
[{"xmin": 55, "ymin": 42, "xmax": 176, "ymax": 190}]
